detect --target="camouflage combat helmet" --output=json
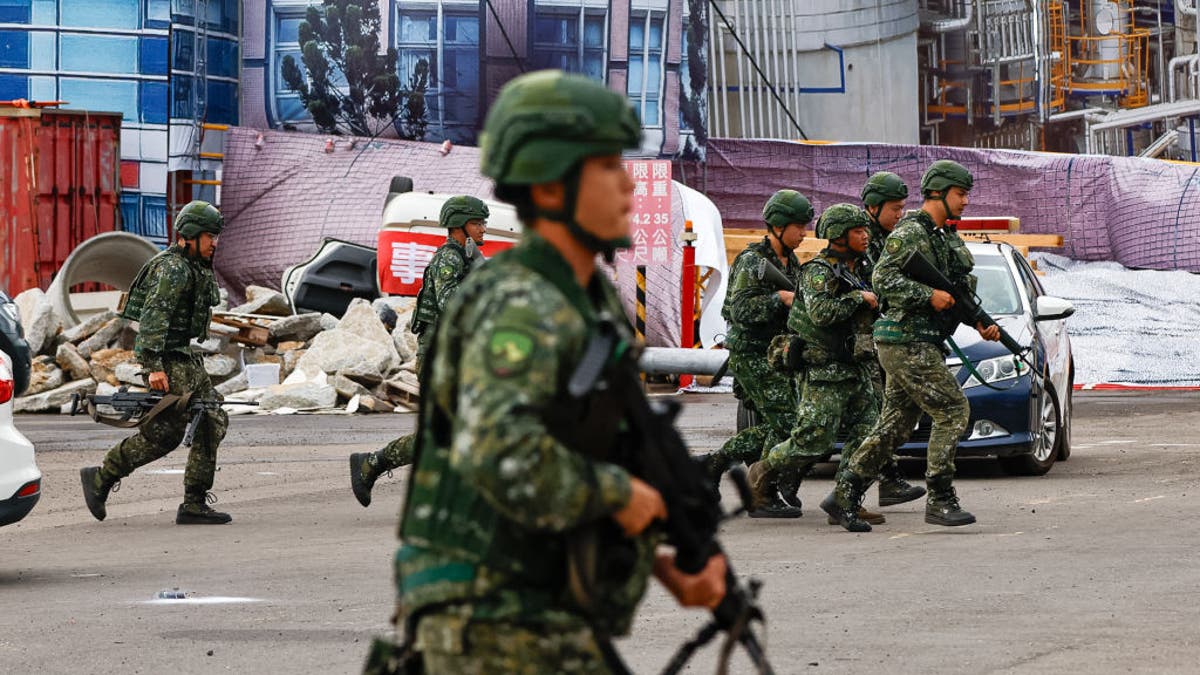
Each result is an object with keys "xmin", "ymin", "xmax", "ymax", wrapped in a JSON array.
[
  {"xmin": 861, "ymin": 172, "xmax": 908, "ymax": 207},
  {"xmin": 174, "ymin": 200, "xmax": 224, "ymax": 238},
  {"xmin": 920, "ymin": 160, "xmax": 973, "ymax": 196},
  {"xmin": 816, "ymin": 203, "xmax": 870, "ymax": 242},
  {"xmin": 762, "ymin": 190, "xmax": 814, "ymax": 237},
  {"xmin": 480, "ymin": 70, "xmax": 641, "ymax": 259},
  {"xmin": 439, "ymin": 195, "xmax": 490, "ymax": 230}
]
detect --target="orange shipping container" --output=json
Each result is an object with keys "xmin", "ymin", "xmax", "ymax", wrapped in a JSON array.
[{"xmin": 0, "ymin": 107, "xmax": 121, "ymax": 295}]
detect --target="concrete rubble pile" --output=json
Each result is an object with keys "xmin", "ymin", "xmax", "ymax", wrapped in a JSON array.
[{"xmin": 11, "ymin": 284, "xmax": 421, "ymax": 415}]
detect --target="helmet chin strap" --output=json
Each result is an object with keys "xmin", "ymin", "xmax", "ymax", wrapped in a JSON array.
[
  {"xmin": 533, "ymin": 164, "xmax": 626, "ymax": 264},
  {"xmin": 767, "ymin": 223, "xmax": 795, "ymax": 253}
]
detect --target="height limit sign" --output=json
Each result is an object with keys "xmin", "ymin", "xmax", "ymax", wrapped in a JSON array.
[{"xmin": 621, "ymin": 159, "xmax": 672, "ymax": 265}]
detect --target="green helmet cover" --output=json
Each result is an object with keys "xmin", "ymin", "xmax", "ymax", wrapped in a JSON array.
[
  {"xmin": 861, "ymin": 172, "xmax": 909, "ymax": 207},
  {"xmin": 920, "ymin": 160, "xmax": 974, "ymax": 197},
  {"xmin": 440, "ymin": 195, "xmax": 490, "ymax": 230},
  {"xmin": 175, "ymin": 200, "xmax": 224, "ymax": 238},
  {"xmin": 480, "ymin": 70, "xmax": 642, "ymax": 186},
  {"xmin": 816, "ymin": 203, "xmax": 870, "ymax": 241},
  {"xmin": 762, "ymin": 190, "xmax": 814, "ymax": 231}
]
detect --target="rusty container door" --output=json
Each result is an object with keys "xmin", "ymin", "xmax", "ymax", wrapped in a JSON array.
[
  {"xmin": 0, "ymin": 109, "xmax": 40, "ymax": 294},
  {"xmin": 33, "ymin": 110, "xmax": 122, "ymax": 291}
]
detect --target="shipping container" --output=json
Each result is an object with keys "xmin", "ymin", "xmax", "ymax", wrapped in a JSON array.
[{"xmin": 0, "ymin": 107, "xmax": 122, "ymax": 295}]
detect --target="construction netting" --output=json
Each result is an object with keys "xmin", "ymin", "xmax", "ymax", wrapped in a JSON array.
[{"xmin": 693, "ymin": 139, "xmax": 1200, "ymax": 272}]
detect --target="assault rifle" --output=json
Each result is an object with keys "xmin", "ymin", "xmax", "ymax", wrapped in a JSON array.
[
  {"xmin": 566, "ymin": 317, "xmax": 774, "ymax": 675},
  {"xmin": 899, "ymin": 249, "xmax": 1025, "ymax": 357},
  {"xmin": 71, "ymin": 387, "xmax": 257, "ymax": 447}
]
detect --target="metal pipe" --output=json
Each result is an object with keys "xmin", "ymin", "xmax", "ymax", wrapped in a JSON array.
[
  {"xmin": 639, "ymin": 347, "xmax": 730, "ymax": 375},
  {"xmin": 922, "ymin": 0, "xmax": 974, "ymax": 35},
  {"xmin": 1177, "ymin": 0, "xmax": 1197, "ymax": 19},
  {"xmin": 1049, "ymin": 106, "xmax": 1107, "ymax": 122}
]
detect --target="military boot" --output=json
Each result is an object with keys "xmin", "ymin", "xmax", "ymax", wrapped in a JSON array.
[
  {"xmin": 827, "ymin": 506, "xmax": 886, "ymax": 526},
  {"xmin": 776, "ymin": 471, "xmax": 803, "ymax": 511},
  {"xmin": 80, "ymin": 466, "xmax": 118, "ymax": 522},
  {"xmin": 350, "ymin": 452, "xmax": 382, "ymax": 507},
  {"xmin": 877, "ymin": 459, "xmax": 926, "ymax": 507},
  {"xmin": 820, "ymin": 473, "xmax": 873, "ymax": 532},
  {"xmin": 924, "ymin": 476, "xmax": 976, "ymax": 527},
  {"xmin": 176, "ymin": 493, "xmax": 232, "ymax": 525},
  {"xmin": 745, "ymin": 462, "xmax": 802, "ymax": 519}
]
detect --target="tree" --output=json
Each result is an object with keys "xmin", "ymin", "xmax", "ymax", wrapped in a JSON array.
[
  {"xmin": 397, "ymin": 58, "xmax": 429, "ymax": 141},
  {"xmin": 281, "ymin": 0, "xmax": 426, "ymax": 138},
  {"xmin": 678, "ymin": 0, "xmax": 709, "ymax": 161}
]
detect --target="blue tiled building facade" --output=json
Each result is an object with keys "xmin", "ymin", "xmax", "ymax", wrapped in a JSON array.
[{"xmin": 0, "ymin": 0, "xmax": 240, "ymax": 243}]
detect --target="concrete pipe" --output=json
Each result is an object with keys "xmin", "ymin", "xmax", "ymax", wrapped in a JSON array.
[
  {"xmin": 638, "ymin": 347, "xmax": 730, "ymax": 376},
  {"xmin": 48, "ymin": 231, "xmax": 160, "ymax": 327}
]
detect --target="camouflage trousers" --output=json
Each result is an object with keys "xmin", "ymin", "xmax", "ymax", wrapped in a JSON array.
[
  {"xmin": 716, "ymin": 350, "xmax": 796, "ymax": 465},
  {"xmin": 99, "ymin": 353, "xmax": 227, "ymax": 501},
  {"xmin": 762, "ymin": 374, "xmax": 877, "ymax": 479},
  {"xmin": 415, "ymin": 609, "xmax": 610, "ymax": 674},
  {"xmin": 370, "ymin": 434, "xmax": 415, "ymax": 474},
  {"xmin": 845, "ymin": 342, "xmax": 968, "ymax": 482}
]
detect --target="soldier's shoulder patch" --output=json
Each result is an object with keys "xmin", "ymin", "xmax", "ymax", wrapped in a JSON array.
[
  {"xmin": 486, "ymin": 327, "xmax": 536, "ymax": 378},
  {"xmin": 885, "ymin": 237, "xmax": 903, "ymax": 254},
  {"xmin": 437, "ymin": 263, "xmax": 457, "ymax": 279},
  {"xmin": 808, "ymin": 270, "xmax": 827, "ymax": 290}
]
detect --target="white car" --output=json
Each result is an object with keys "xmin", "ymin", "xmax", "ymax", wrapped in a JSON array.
[{"xmin": 0, "ymin": 350, "xmax": 40, "ymax": 526}]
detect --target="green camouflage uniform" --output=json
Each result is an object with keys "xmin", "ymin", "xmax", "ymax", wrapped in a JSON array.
[
  {"xmin": 761, "ymin": 252, "xmax": 877, "ymax": 478},
  {"xmin": 396, "ymin": 232, "xmax": 655, "ymax": 673},
  {"xmin": 845, "ymin": 209, "xmax": 977, "ymax": 482},
  {"xmin": 98, "ymin": 245, "xmax": 227, "ymax": 503},
  {"xmin": 367, "ymin": 238, "xmax": 481, "ymax": 474},
  {"xmin": 713, "ymin": 237, "xmax": 801, "ymax": 466}
]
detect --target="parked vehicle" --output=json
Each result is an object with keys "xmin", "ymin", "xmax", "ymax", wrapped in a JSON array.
[
  {"xmin": 0, "ymin": 349, "xmax": 40, "ymax": 527},
  {"xmin": 0, "ymin": 290, "xmax": 31, "ymax": 396},
  {"xmin": 736, "ymin": 241, "xmax": 1075, "ymax": 476}
]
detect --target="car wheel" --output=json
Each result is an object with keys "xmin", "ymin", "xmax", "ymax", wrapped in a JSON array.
[
  {"xmin": 736, "ymin": 399, "xmax": 759, "ymax": 433},
  {"xmin": 999, "ymin": 382, "xmax": 1061, "ymax": 476}
]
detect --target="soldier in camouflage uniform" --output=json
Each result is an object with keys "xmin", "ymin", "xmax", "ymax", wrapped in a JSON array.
[
  {"xmin": 745, "ymin": 204, "xmax": 885, "ymax": 526},
  {"xmin": 860, "ymin": 172, "xmax": 927, "ymax": 509},
  {"xmin": 80, "ymin": 201, "xmax": 232, "ymax": 525},
  {"xmin": 349, "ymin": 196, "xmax": 488, "ymax": 507},
  {"xmin": 822, "ymin": 160, "xmax": 1001, "ymax": 531},
  {"xmin": 701, "ymin": 190, "xmax": 811, "ymax": 518},
  {"xmin": 385, "ymin": 71, "xmax": 726, "ymax": 674}
]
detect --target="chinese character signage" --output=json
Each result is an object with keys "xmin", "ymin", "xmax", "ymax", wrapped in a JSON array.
[
  {"xmin": 377, "ymin": 230, "xmax": 512, "ymax": 295},
  {"xmin": 621, "ymin": 159, "xmax": 672, "ymax": 265}
]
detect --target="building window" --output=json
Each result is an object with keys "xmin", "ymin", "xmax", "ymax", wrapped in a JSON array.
[
  {"xmin": 531, "ymin": 4, "xmax": 606, "ymax": 80},
  {"xmin": 272, "ymin": 6, "xmax": 313, "ymax": 124},
  {"xmin": 0, "ymin": 0, "xmax": 30, "ymax": 24},
  {"xmin": 0, "ymin": 29, "xmax": 28, "ymax": 69},
  {"xmin": 140, "ymin": 80, "xmax": 168, "ymax": 124},
  {"xmin": 628, "ymin": 9, "xmax": 665, "ymax": 128},
  {"xmin": 60, "ymin": 77, "xmax": 139, "ymax": 120},
  {"xmin": 61, "ymin": 0, "xmax": 139, "ymax": 30},
  {"xmin": 60, "ymin": 34, "xmax": 139, "ymax": 75},
  {"xmin": 0, "ymin": 74, "xmax": 28, "ymax": 100},
  {"xmin": 396, "ymin": 3, "xmax": 481, "ymax": 142}
]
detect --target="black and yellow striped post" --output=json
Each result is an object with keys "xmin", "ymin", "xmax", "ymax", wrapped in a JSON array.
[{"xmin": 635, "ymin": 265, "xmax": 647, "ymax": 343}]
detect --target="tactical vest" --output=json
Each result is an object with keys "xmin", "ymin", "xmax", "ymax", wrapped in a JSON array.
[
  {"xmin": 123, "ymin": 246, "xmax": 217, "ymax": 345},
  {"xmin": 408, "ymin": 240, "xmax": 469, "ymax": 335},
  {"xmin": 397, "ymin": 237, "xmax": 650, "ymax": 634},
  {"xmin": 722, "ymin": 238, "xmax": 800, "ymax": 353}
]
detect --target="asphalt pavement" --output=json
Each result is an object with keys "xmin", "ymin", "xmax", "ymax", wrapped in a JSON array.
[{"xmin": 3, "ymin": 390, "xmax": 1199, "ymax": 674}]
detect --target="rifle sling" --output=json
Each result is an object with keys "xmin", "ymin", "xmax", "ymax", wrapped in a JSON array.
[
  {"xmin": 82, "ymin": 392, "xmax": 188, "ymax": 429},
  {"xmin": 946, "ymin": 339, "xmax": 1018, "ymax": 392}
]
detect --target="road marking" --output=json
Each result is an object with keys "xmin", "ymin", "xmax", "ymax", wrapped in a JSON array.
[
  {"xmin": 1132, "ymin": 495, "xmax": 1166, "ymax": 504},
  {"xmin": 255, "ymin": 471, "xmax": 280, "ymax": 476},
  {"xmin": 142, "ymin": 469, "xmax": 184, "ymax": 475},
  {"xmin": 139, "ymin": 596, "xmax": 263, "ymax": 605},
  {"xmin": 1098, "ymin": 440, "xmax": 1137, "ymax": 445}
]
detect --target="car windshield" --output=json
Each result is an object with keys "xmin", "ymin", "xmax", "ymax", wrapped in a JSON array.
[{"xmin": 971, "ymin": 252, "xmax": 1023, "ymax": 316}]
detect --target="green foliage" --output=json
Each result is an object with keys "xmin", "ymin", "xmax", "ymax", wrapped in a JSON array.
[{"xmin": 280, "ymin": 0, "xmax": 427, "ymax": 138}]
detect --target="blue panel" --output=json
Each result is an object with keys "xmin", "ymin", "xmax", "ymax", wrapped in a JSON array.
[
  {"xmin": 145, "ymin": 0, "xmax": 171, "ymax": 27},
  {"xmin": 119, "ymin": 193, "xmax": 141, "ymax": 233},
  {"xmin": 140, "ymin": 80, "xmax": 167, "ymax": 124},
  {"xmin": 31, "ymin": 0, "xmax": 53, "ymax": 24},
  {"xmin": 0, "ymin": 30, "xmax": 29, "ymax": 69},
  {"xmin": 30, "ymin": 31, "xmax": 53, "ymax": 70},
  {"xmin": 140, "ymin": 36, "xmax": 169, "ymax": 75},
  {"xmin": 170, "ymin": 73, "xmax": 192, "ymax": 118},
  {"xmin": 222, "ymin": 0, "xmax": 238, "ymax": 34},
  {"xmin": 0, "ymin": 74, "xmax": 28, "ymax": 99},
  {"xmin": 29, "ymin": 75, "xmax": 54, "ymax": 101},
  {"xmin": 172, "ymin": 29, "xmax": 194, "ymax": 71},
  {"xmin": 207, "ymin": 37, "xmax": 237, "ymax": 78},
  {"xmin": 141, "ymin": 196, "xmax": 169, "ymax": 239},
  {"xmin": 62, "ymin": 0, "xmax": 139, "ymax": 29},
  {"xmin": 59, "ymin": 78, "xmax": 138, "ymax": 119},
  {"xmin": 171, "ymin": 0, "xmax": 194, "ymax": 25},
  {"xmin": 276, "ymin": 16, "xmax": 304, "ymax": 44},
  {"xmin": 205, "ymin": 78, "xmax": 237, "ymax": 125},
  {"xmin": 61, "ymin": 34, "xmax": 138, "ymax": 74},
  {"xmin": 275, "ymin": 94, "xmax": 307, "ymax": 123},
  {"xmin": 0, "ymin": 0, "xmax": 30, "ymax": 24}
]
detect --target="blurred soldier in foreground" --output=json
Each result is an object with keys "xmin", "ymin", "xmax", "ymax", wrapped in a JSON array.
[
  {"xmin": 383, "ymin": 71, "xmax": 726, "ymax": 673},
  {"xmin": 700, "ymin": 190, "xmax": 812, "ymax": 518},
  {"xmin": 349, "ymin": 196, "xmax": 488, "ymax": 507},
  {"xmin": 80, "ymin": 201, "xmax": 231, "ymax": 525},
  {"xmin": 823, "ymin": 160, "xmax": 1000, "ymax": 531}
]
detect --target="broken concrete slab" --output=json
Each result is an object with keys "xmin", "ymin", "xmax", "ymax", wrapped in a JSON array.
[
  {"xmin": 203, "ymin": 354, "xmax": 239, "ymax": 379},
  {"xmin": 113, "ymin": 362, "xmax": 145, "ymax": 386},
  {"xmin": 60, "ymin": 309, "xmax": 117, "ymax": 344},
  {"xmin": 259, "ymin": 380, "xmax": 338, "ymax": 411},
  {"xmin": 293, "ymin": 329, "xmax": 396, "ymax": 379},
  {"xmin": 14, "ymin": 287, "xmax": 63, "ymax": 356},
  {"xmin": 26, "ymin": 358, "xmax": 64, "ymax": 395},
  {"xmin": 268, "ymin": 312, "xmax": 324, "ymax": 343},
  {"xmin": 230, "ymin": 285, "xmax": 292, "ymax": 316},
  {"xmin": 55, "ymin": 342, "xmax": 92, "ymax": 381},
  {"xmin": 77, "ymin": 318, "xmax": 127, "ymax": 359},
  {"xmin": 330, "ymin": 373, "xmax": 372, "ymax": 401},
  {"xmin": 88, "ymin": 348, "xmax": 137, "ymax": 386},
  {"xmin": 14, "ymin": 378, "xmax": 96, "ymax": 413}
]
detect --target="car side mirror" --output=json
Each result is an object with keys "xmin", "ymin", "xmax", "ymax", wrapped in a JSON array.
[{"xmin": 1034, "ymin": 296, "xmax": 1074, "ymax": 321}]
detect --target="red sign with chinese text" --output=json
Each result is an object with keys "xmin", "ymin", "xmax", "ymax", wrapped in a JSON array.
[
  {"xmin": 377, "ymin": 230, "xmax": 514, "ymax": 295},
  {"xmin": 620, "ymin": 160, "xmax": 672, "ymax": 265}
]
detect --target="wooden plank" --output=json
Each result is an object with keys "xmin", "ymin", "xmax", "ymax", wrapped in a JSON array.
[{"xmin": 960, "ymin": 233, "xmax": 1063, "ymax": 247}]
